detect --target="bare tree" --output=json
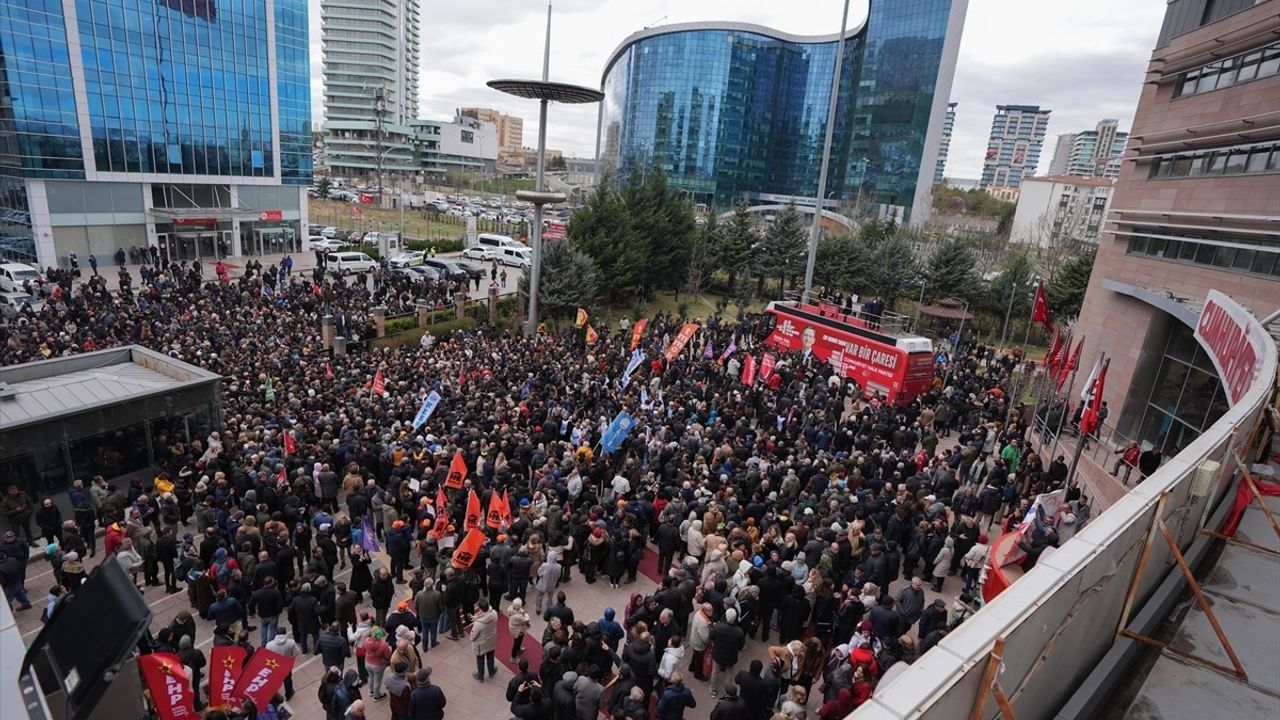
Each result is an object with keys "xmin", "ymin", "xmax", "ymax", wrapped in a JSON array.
[{"xmin": 1019, "ymin": 212, "xmax": 1085, "ymax": 281}]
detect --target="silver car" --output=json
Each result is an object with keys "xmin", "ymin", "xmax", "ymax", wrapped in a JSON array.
[{"xmin": 0, "ymin": 290, "xmax": 43, "ymax": 318}]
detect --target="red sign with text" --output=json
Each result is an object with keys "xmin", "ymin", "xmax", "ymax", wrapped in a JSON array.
[{"xmin": 1194, "ymin": 290, "xmax": 1263, "ymax": 406}]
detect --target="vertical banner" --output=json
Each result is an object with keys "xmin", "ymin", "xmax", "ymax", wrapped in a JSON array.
[
  {"xmin": 138, "ymin": 653, "xmax": 196, "ymax": 720},
  {"xmin": 452, "ymin": 527, "xmax": 486, "ymax": 569},
  {"xmin": 429, "ymin": 488, "xmax": 449, "ymax": 539},
  {"xmin": 444, "ymin": 450, "xmax": 467, "ymax": 489},
  {"xmin": 209, "ymin": 645, "xmax": 248, "ymax": 709},
  {"xmin": 664, "ymin": 322, "xmax": 700, "ymax": 361},
  {"xmin": 601, "ymin": 411, "xmax": 637, "ymax": 453},
  {"xmin": 372, "ymin": 369, "xmax": 386, "ymax": 396},
  {"xmin": 231, "ymin": 648, "xmax": 295, "ymax": 708},
  {"xmin": 282, "ymin": 430, "xmax": 297, "ymax": 456},
  {"xmin": 630, "ymin": 318, "xmax": 649, "ymax": 350},
  {"xmin": 576, "ymin": 308, "xmax": 589, "ymax": 328},
  {"xmin": 620, "ymin": 349, "xmax": 645, "ymax": 391},
  {"xmin": 360, "ymin": 513, "xmax": 380, "ymax": 552},
  {"xmin": 759, "ymin": 351, "xmax": 777, "ymax": 380},
  {"xmin": 464, "ymin": 489, "xmax": 482, "ymax": 531},
  {"xmin": 412, "ymin": 391, "xmax": 442, "ymax": 430},
  {"xmin": 741, "ymin": 355, "xmax": 757, "ymax": 386},
  {"xmin": 485, "ymin": 491, "xmax": 503, "ymax": 529}
]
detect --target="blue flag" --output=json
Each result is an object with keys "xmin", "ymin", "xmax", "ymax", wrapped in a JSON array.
[
  {"xmin": 412, "ymin": 391, "xmax": 442, "ymax": 430},
  {"xmin": 360, "ymin": 513, "xmax": 380, "ymax": 552},
  {"xmin": 601, "ymin": 411, "xmax": 636, "ymax": 453},
  {"xmin": 620, "ymin": 349, "xmax": 645, "ymax": 391}
]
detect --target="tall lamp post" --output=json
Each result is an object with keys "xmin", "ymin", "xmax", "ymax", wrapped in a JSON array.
[{"xmin": 489, "ymin": 3, "xmax": 603, "ymax": 336}]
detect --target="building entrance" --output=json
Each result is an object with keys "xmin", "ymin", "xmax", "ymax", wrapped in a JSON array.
[
  {"xmin": 156, "ymin": 230, "xmax": 232, "ymax": 262},
  {"xmin": 246, "ymin": 227, "xmax": 296, "ymax": 256}
]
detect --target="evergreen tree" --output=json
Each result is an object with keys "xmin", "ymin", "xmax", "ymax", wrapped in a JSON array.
[
  {"xmin": 719, "ymin": 201, "xmax": 759, "ymax": 291},
  {"xmin": 631, "ymin": 169, "xmax": 695, "ymax": 293},
  {"xmin": 518, "ymin": 239, "xmax": 599, "ymax": 321},
  {"xmin": 568, "ymin": 176, "xmax": 646, "ymax": 300},
  {"xmin": 759, "ymin": 204, "xmax": 807, "ymax": 295},
  {"xmin": 923, "ymin": 238, "xmax": 981, "ymax": 304},
  {"xmin": 316, "ymin": 177, "xmax": 332, "ymax": 198},
  {"xmin": 985, "ymin": 248, "xmax": 1037, "ymax": 344},
  {"xmin": 814, "ymin": 234, "xmax": 868, "ymax": 294},
  {"xmin": 685, "ymin": 213, "xmax": 720, "ymax": 296},
  {"xmin": 1046, "ymin": 248, "xmax": 1095, "ymax": 321},
  {"xmin": 867, "ymin": 234, "xmax": 919, "ymax": 309}
]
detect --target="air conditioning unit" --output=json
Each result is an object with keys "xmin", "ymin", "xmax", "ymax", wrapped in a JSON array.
[
  {"xmin": 1191, "ymin": 458, "xmax": 1220, "ymax": 499},
  {"xmin": 0, "ymin": 382, "xmax": 18, "ymax": 401}
]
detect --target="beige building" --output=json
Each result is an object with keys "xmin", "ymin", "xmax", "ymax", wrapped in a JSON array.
[
  {"xmin": 1010, "ymin": 175, "xmax": 1114, "ymax": 247},
  {"xmin": 459, "ymin": 108, "xmax": 524, "ymax": 157},
  {"xmin": 1071, "ymin": 0, "xmax": 1280, "ymax": 459}
]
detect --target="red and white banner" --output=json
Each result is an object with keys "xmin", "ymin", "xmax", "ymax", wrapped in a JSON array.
[
  {"xmin": 1195, "ymin": 290, "xmax": 1264, "ymax": 406},
  {"xmin": 282, "ymin": 430, "xmax": 297, "ymax": 456},
  {"xmin": 544, "ymin": 221, "xmax": 566, "ymax": 239},
  {"xmin": 630, "ymin": 319, "xmax": 649, "ymax": 350},
  {"xmin": 209, "ymin": 645, "xmax": 247, "ymax": 709},
  {"xmin": 764, "ymin": 312, "xmax": 905, "ymax": 394},
  {"xmin": 231, "ymin": 648, "xmax": 295, "ymax": 708},
  {"xmin": 372, "ymin": 369, "xmax": 386, "ymax": 396},
  {"xmin": 759, "ymin": 352, "xmax": 777, "ymax": 380},
  {"xmin": 741, "ymin": 354, "xmax": 757, "ymax": 386},
  {"xmin": 664, "ymin": 323, "xmax": 700, "ymax": 361},
  {"xmin": 138, "ymin": 653, "xmax": 197, "ymax": 720}
]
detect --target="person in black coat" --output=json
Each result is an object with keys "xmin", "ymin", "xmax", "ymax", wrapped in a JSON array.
[
  {"xmin": 156, "ymin": 527, "xmax": 180, "ymax": 592},
  {"xmin": 708, "ymin": 609, "xmax": 746, "ymax": 696},
  {"xmin": 507, "ymin": 549, "xmax": 533, "ymax": 601},
  {"xmin": 288, "ymin": 584, "xmax": 322, "ymax": 652},
  {"xmin": 370, "ymin": 567, "xmax": 395, "ymax": 626},
  {"xmin": 917, "ymin": 599, "xmax": 948, "ymax": 641},
  {"xmin": 778, "ymin": 587, "xmax": 810, "ymax": 644},
  {"xmin": 735, "ymin": 660, "xmax": 771, "ymax": 720},
  {"xmin": 755, "ymin": 565, "xmax": 786, "ymax": 642},
  {"xmin": 655, "ymin": 518, "xmax": 681, "ymax": 577}
]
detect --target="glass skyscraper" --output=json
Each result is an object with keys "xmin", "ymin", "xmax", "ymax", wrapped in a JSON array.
[
  {"xmin": 0, "ymin": 0, "xmax": 312, "ymax": 268},
  {"xmin": 597, "ymin": 1, "xmax": 967, "ymax": 223}
]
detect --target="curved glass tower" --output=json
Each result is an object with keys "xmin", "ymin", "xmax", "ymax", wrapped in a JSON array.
[{"xmin": 597, "ymin": 1, "xmax": 966, "ymax": 223}]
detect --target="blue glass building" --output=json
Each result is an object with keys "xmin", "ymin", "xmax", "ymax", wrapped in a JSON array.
[
  {"xmin": 0, "ymin": 0, "xmax": 312, "ymax": 268},
  {"xmin": 597, "ymin": 1, "xmax": 966, "ymax": 224}
]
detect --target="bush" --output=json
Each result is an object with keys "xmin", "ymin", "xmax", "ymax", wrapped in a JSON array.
[
  {"xmin": 383, "ymin": 315, "xmax": 418, "ymax": 335},
  {"xmin": 405, "ymin": 238, "xmax": 465, "ymax": 254}
]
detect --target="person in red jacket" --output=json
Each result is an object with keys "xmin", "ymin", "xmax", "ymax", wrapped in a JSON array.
[{"xmin": 104, "ymin": 522, "xmax": 125, "ymax": 556}]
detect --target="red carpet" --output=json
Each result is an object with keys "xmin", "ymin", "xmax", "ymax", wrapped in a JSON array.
[
  {"xmin": 495, "ymin": 611, "xmax": 542, "ymax": 674},
  {"xmin": 638, "ymin": 546, "xmax": 665, "ymax": 584}
]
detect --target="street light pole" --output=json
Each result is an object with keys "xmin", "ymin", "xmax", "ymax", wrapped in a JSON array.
[{"xmin": 802, "ymin": 0, "xmax": 851, "ymax": 303}]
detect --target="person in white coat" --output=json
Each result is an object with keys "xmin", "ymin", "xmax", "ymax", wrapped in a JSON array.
[
  {"xmin": 686, "ymin": 521, "xmax": 706, "ymax": 564},
  {"xmin": 931, "ymin": 537, "xmax": 954, "ymax": 593},
  {"xmin": 531, "ymin": 551, "xmax": 560, "ymax": 614}
]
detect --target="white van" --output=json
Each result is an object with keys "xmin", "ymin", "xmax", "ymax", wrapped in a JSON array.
[
  {"xmin": 326, "ymin": 251, "xmax": 377, "ymax": 276},
  {"xmin": 498, "ymin": 246, "xmax": 532, "ymax": 269},
  {"xmin": 477, "ymin": 233, "xmax": 521, "ymax": 252}
]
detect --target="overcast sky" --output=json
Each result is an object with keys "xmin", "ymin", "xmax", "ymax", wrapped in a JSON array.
[{"xmin": 307, "ymin": 0, "xmax": 1166, "ymax": 180}]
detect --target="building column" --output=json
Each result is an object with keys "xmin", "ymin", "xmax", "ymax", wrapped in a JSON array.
[
  {"xmin": 141, "ymin": 183, "xmax": 158, "ymax": 249},
  {"xmin": 25, "ymin": 179, "xmax": 58, "ymax": 268},
  {"xmin": 373, "ymin": 306, "xmax": 388, "ymax": 338},
  {"xmin": 321, "ymin": 314, "xmax": 335, "ymax": 349}
]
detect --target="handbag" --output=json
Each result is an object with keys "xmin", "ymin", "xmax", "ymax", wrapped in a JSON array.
[{"xmin": 702, "ymin": 642, "xmax": 715, "ymax": 677}]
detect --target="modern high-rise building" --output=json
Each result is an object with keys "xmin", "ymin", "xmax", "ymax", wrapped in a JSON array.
[
  {"xmin": 459, "ymin": 108, "xmax": 524, "ymax": 158},
  {"xmin": 1072, "ymin": 0, "xmax": 1280, "ymax": 459},
  {"xmin": 933, "ymin": 102, "xmax": 958, "ymax": 184},
  {"xmin": 979, "ymin": 105, "xmax": 1051, "ymax": 190},
  {"xmin": 0, "ymin": 0, "xmax": 312, "ymax": 268},
  {"xmin": 321, "ymin": 0, "xmax": 421, "ymax": 182},
  {"xmin": 596, "ymin": 0, "xmax": 969, "ymax": 226},
  {"xmin": 1047, "ymin": 118, "xmax": 1129, "ymax": 178}
]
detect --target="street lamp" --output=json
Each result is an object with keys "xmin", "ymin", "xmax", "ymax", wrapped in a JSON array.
[{"xmin": 489, "ymin": 2, "xmax": 603, "ymax": 336}]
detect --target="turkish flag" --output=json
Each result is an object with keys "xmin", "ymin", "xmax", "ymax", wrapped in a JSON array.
[
  {"xmin": 231, "ymin": 648, "xmax": 295, "ymax": 708},
  {"xmin": 1043, "ymin": 327, "xmax": 1061, "ymax": 375},
  {"xmin": 630, "ymin": 318, "xmax": 649, "ymax": 350},
  {"xmin": 741, "ymin": 354, "xmax": 757, "ymax": 386},
  {"xmin": 1031, "ymin": 281, "xmax": 1053, "ymax": 332},
  {"xmin": 276, "ymin": 467, "xmax": 287, "ymax": 489},
  {"xmin": 464, "ymin": 489, "xmax": 482, "ymax": 532},
  {"xmin": 760, "ymin": 351, "xmax": 777, "ymax": 380},
  {"xmin": 282, "ymin": 430, "xmax": 297, "ymax": 456},
  {"xmin": 444, "ymin": 450, "xmax": 467, "ymax": 489},
  {"xmin": 452, "ymin": 527, "xmax": 486, "ymax": 569},
  {"xmin": 138, "ymin": 653, "xmax": 196, "ymax": 720},
  {"xmin": 1081, "ymin": 359, "xmax": 1109, "ymax": 435},
  {"xmin": 372, "ymin": 368, "xmax": 386, "ymax": 396},
  {"xmin": 485, "ymin": 490, "xmax": 503, "ymax": 529},
  {"xmin": 429, "ymin": 488, "xmax": 449, "ymax": 539},
  {"xmin": 209, "ymin": 645, "xmax": 248, "ymax": 709},
  {"xmin": 1056, "ymin": 337, "xmax": 1084, "ymax": 391}
]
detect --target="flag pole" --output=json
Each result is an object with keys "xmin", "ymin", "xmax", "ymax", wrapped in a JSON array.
[
  {"xmin": 1065, "ymin": 352, "xmax": 1105, "ymax": 489},
  {"xmin": 1047, "ymin": 334, "xmax": 1083, "ymax": 462}
]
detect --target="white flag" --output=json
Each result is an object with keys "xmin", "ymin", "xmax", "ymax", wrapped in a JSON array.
[{"xmin": 1079, "ymin": 357, "xmax": 1102, "ymax": 402}]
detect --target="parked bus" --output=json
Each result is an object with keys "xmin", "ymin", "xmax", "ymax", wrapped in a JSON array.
[{"xmin": 757, "ymin": 300, "xmax": 935, "ymax": 404}]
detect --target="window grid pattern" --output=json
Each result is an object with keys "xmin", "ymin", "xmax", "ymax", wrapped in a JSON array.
[
  {"xmin": 1174, "ymin": 40, "xmax": 1280, "ymax": 97},
  {"xmin": 275, "ymin": 0, "xmax": 311, "ymax": 185},
  {"xmin": 0, "ymin": 1, "xmax": 85, "ymax": 177},
  {"xmin": 76, "ymin": 0, "xmax": 274, "ymax": 177},
  {"xmin": 1149, "ymin": 140, "xmax": 1280, "ymax": 178},
  {"xmin": 1126, "ymin": 232, "xmax": 1280, "ymax": 277}
]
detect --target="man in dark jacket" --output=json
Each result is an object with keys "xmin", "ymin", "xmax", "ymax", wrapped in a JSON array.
[
  {"xmin": 334, "ymin": 581, "xmax": 360, "ymax": 637},
  {"xmin": 917, "ymin": 598, "xmax": 948, "ymax": 641},
  {"xmin": 507, "ymin": 548, "xmax": 533, "ymax": 601},
  {"xmin": 707, "ymin": 609, "xmax": 746, "ymax": 698},
  {"xmin": 622, "ymin": 633, "xmax": 658, "ymax": 698},
  {"xmin": 370, "ymin": 567, "xmax": 395, "ymax": 626},
  {"xmin": 543, "ymin": 590, "xmax": 574, "ymax": 628},
  {"xmin": 318, "ymin": 622, "xmax": 350, "ymax": 670},
  {"xmin": 414, "ymin": 578, "xmax": 444, "ymax": 650},
  {"xmin": 655, "ymin": 518, "xmax": 681, "ymax": 576},
  {"xmin": 709, "ymin": 684, "xmax": 748, "ymax": 720},
  {"xmin": 409, "ymin": 667, "xmax": 447, "ymax": 720},
  {"xmin": 734, "ymin": 660, "xmax": 771, "ymax": 720},
  {"xmin": 247, "ymin": 577, "xmax": 286, "ymax": 646},
  {"xmin": 287, "ymin": 584, "xmax": 321, "ymax": 652},
  {"xmin": 656, "ymin": 671, "xmax": 697, "ymax": 720}
]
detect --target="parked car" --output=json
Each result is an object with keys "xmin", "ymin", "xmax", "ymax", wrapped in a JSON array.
[
  {"xmin": 461, "ymin": 245, "xmax": 495, "ymax": 261},
  {"xmin": 326, "ymin": 251, "xmax": 377, "ymax": 276},
  {"xmin": 307, "ymin": 237, "xmax": 347, "ymax": 252},
  {"xmin": 0, "ymin": 262, "xmax": 41, "ymax": 292},
  {"xmin": 408, "ymin": 265, "xmax": 443, "ymax": 282},
  {"xmin": 319, "ymin": 226, "xmax": 339, "ymax": 238},
  {"xmin": 0, "ymin": 290, "xmax": 43, "ymax": 318},
  {"xmin": 422, "ymin": 258, "xmax": 469, "ymax": 282},
  {"xmin": 452, "ymin": 259, "xmax": 486, "ymax": 280},
  {"xmin": 497, "ymin": 246, "xmax": 532, "ymax": 269},
  {"xmin": 388, "ymin": 250, "xmax": 425, "ymax": 268}
]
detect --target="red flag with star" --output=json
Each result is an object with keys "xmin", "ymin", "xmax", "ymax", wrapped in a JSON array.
[
  {"xmin": 138, "ymin": 653, "xmax": 196, "ymax": 720},
  {"xmin": 231, "ymin": 648, "xmax": 295, "ymax": 708},
  {"xmin": 372, "ymin": 368, "xmax": 386, "ymax": 396},
  {"xmin": 209, "ymin": 645, "xmax": 247, "ymax": 709}
]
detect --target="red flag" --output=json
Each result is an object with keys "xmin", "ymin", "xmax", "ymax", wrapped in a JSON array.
[
  {"xmin": 209, "ymin": 645, "xmax": 248, "ymax": 709},
  {"xmin": 1043, "ymin": 327, "xmax": 1061, "ymax": 375},
  {"xmin": 485, "ymin": 490, "xmax": 503, "ymax": 529},
  {"xmin": 1031, "ymin": 280, "xmax": 1053, "ymax": 332},
  {"xmin": 760, "ymin": 351, "xmax": 777, "ymax": 380},
  {"xmin": 664, "ymin": 322, "xmax": 700, "ymax": 361},
  {"xmin": 324, "ymin": 363, "xmax": 334, "ymax": 381},
  {"xmin": 741, "ymin": 354, "xmax": 757, "ymax": 386},
  {"xmin": 137, "ymin": 653, "xmax": 196, "ymax": 720},
  {"xmin": 585, "ymin": 325, "xmax": 599, "ymax": 344},
  {"xmin": 452, "ymin": 527, "xmax": 486, "ymax": 569},
  {"xmin": 231, "ymin": 648, "xmax": 295, "ymax": 708},
  {"xmin": 350, "ymin": 204, "xmax": 364, "ymax": 217},
  {"xmin": 444, "ymin": 450, "xmax": 467, "ymax": 489},
  {"xmin": 630, "ymin": 318, "xmax": 649, "ymax": 350},
  {"xmin": 276, "ymin": 467, "xmax": 287, "ymax": 489},
  {"xmin": 1081, "ymin": 359, "xmax": 1109, "ymax": 435},
  {"xmin": 498, "ymin": 489, "xmax": 512, "ymax": 527},
  {"xmin": 282, "ymin": 430, "xmax": 297, "ymax": 456},
  {"xmin": 429, "ymin": 488, "xmax": 449, "ymax": 539},
  {"xmin": 372, "ymin": 368, "xmax": 386, "ymax": 396},
  {"xmin": 1056, "ymin": 337, "xmax": 1083, "ymax": 391},
  {"xmin": 464, "ymin": 489, "xmax": 482, "ymax": 531}
]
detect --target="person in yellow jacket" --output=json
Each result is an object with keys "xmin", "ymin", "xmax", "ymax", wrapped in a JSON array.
[{"xmin": 153, "ymin": 472, "xmax": 175, "ymax": 496}]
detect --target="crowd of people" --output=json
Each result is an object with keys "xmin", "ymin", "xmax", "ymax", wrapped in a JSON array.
[{"xmin": 0, "ymin": 259, "xmax": 1096, "ymax": 720}]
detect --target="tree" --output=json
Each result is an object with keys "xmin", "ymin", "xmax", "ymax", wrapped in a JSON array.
[
  {"xmin": 923, "ymin": 238, "xmax": 981, "ymax": 304},
  {"xmin": 758, "ymin": 204, "xmax": 807, "ymax": 296},
  {"xmin": 685, "ymin": 213, "xmax": 720, "ymax": 297},
  {"xmin": 568, "ymin": 176, "xmax": 646, "ymax": 300},
  {"xmin": 718, "ymin": 201, "xmax": 759, "ymax": 291},
  {"xmin": 984, "ymin": 248, "xmax": 1037, "ymax": 345},
  {"xmin": 626, "ymin": 169, "xmax": 695, "ymax": 294},
  {"xmin": 1046, "ymin": 248, "xmax": 1095, "ymax": 321},
  {"xmin": 814, "ymin": 234, "xmax": 868, "ymax": 293},
  {"xmin": 519, "ymin": 239, "xmax": 599, "ymax": 321},
  {"xmin": 548, "ymin": 155, "xmax": 567, "ymax": 171},
  {"xmin": 316, "ymin": 176, "xmax": 332, "ymax": 198},
  {"xmin": 1020, "ymin": 212, "xmax": 1085, "ymax": 281},
  {"xmin": 867, "ymin": 234, "xmax": 919, "ymax": 309}
]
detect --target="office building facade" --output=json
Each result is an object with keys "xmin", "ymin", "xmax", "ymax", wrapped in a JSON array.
[
  {"xmin": 596, "ymin": 0, "xmax": 969, "ymax": 225},
  {"xmin": 933, "ymin": 102, "xmax": 957, "ymax": 184},
  {"xmin": 321, "ymin": 0, "xmax": 421, "ymax": 181},
  {"xmin": 459, "ymin": 108, "xmax": 524, "ymax": 159},
  {"xmin": 1048, "ymin": 118, "xmax": 1129, "ymax": 178},
  {"xmin": 1072, "ymin": 0, "xmax": 1280, "ymax": 459},
  {"xmin": 979, "ymin": 104, "xmax": 1051, "ymax": 189},
  {"xmin": 0, "ymin": 0, "xmax": 312, "ymax": 268},
  {"xmin": 1009, "ymin": 175, "xmax": 1114, "ymax": 247}
]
